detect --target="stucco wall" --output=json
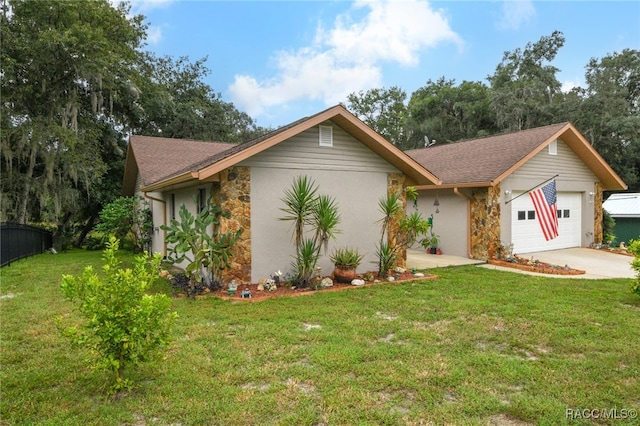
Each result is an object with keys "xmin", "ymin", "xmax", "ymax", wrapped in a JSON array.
[
  {"xmin": 501, "ymin": 138, "xmax": 599, "ymax": 248},
  {"xmin": 412, "ymin": 189, "xmax": 469, "ymax": 258},
  {"xmin": 249, "ymin": 167, "xmax": 392, "ymax": 283}
]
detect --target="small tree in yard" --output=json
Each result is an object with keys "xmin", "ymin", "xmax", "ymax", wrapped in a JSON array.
[
  {"xmin": 94, "ymin": 196, "xmax": 152, "ymax": 253},
  {"xmin": 629, "ymin": 238, "xmax": 640, "ymax": 297},
  {"xmin": 161, "ymin": 198, "xmax": 242, "ymax": 291},
  {"xmin": 59, "ymin": 237, "xmax": 177, "ymax": 393}
]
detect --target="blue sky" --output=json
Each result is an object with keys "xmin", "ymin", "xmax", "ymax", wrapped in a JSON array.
[{"xmin": 128, "ymin": 0, "xmax": 640, "ymax": 128}]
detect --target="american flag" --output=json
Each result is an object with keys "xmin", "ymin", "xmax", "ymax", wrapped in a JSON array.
[{"xmin": 529, "ymin": 180, "xmax": 559, "ymax": 240}]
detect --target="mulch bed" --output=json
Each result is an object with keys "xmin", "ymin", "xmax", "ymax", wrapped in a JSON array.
[
  {"xmin": 488, "ymin": 257, "xmax": 585, "ymax": 275},
  {"xmin": 197, "ymin": 271, "xmax": 438, "ymax": 302}
]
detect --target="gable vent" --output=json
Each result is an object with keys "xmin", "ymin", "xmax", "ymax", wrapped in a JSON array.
[
  {"xmin": 548, "ymin": 139, "xmax": 557, "ymax": 155},
  {"xmin": 319, "ymin": 125, "xmax": 333, "ymax": 147}
]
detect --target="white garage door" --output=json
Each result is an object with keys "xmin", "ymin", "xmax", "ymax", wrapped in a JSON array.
[{"xmin": 511, "ymin": 192, "xmax": 582, "ymax": 253}]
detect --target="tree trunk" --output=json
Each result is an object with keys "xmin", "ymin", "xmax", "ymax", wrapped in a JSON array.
[
  {"xmin": 17, "ymin": 145, "xmax": 38, "ymax": 224},
  {"xmin": 74, "ymin": 213, "xmax": 98, "ymax": 247}
]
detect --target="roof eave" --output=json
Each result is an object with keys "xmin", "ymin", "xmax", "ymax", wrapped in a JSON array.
[
  {"xmin": 196, "ymin": 105, "xmax": 441, "ymax": 186},
  {"xmin": 414, "ymin": 181, "xmax": 493, "ymax": 190},
  {"xmin": 140, "ymin": 172, "xmax": 196, "ymax": 193},
  {"xmin": 122, "ymin": 143, "xmax": 139, "ymax": 196},
  {"xmin": 490, "ymin": 123, "xmax": 627, "ymax": 190}
]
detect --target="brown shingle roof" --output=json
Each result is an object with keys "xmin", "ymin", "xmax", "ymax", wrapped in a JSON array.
[
  {"xmin": 129, "ymin": 136, "xmax": 236, "ymax": 187},
  {"xmin": 123, "ymin": 105, "xmax": 442, "ymax": 194},
  {"xmin": 406, "ymin": 123, "xmax": 569, "ymax": 186}
]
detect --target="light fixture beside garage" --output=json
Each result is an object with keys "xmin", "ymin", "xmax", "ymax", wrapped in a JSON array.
[
  {"xmin": 589, "ymin": 191, "xmax": 594, "ymax": 203},
  {"xmin": 433, "ymin": 191, "xmax": 440, "ymax": 213}
]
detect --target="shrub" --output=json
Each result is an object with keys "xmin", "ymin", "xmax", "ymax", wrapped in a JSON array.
[
  {"xmin": 161, "ymin": 198, "xmax": 242, "ymax": 291},
  {"xmin": 94, "ymin": 196, "xmax": 152, "ymax": 253},
  {"xmin": 59, "ymin": 237, "xmax": 177, "ymax": 393},
  {"xmin": 629, "ymin": 238, "xmax": 640, "ymax": 297}
]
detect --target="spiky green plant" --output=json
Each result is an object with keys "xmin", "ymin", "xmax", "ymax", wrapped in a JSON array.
[
  {"xmin": 280, "ymin": 175, "xmax": 319, "ymax": 252},
  {"xmin": 292, "ymin": 238, "xmax": 321, "ymax": 287},
  {"xmin": 376, "ymin": 190, "xmax": 430, "ymax": 277},
  {"xmin": 280, "ymin": 176, "xmax": 341, "ymax": 287},
  {"xmin": 330, "ymin": 247, "xmax": 364, "ymax": 269}
]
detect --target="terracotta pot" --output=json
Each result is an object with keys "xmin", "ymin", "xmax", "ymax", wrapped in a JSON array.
[{"xmin": 333, "ymin": 266, "xmax": 356, "ymax": 283}]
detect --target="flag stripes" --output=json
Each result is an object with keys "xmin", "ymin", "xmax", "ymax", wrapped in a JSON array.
[{"xmin": 529, "ymin": 180, "xmax": 559, "ymax": 240}]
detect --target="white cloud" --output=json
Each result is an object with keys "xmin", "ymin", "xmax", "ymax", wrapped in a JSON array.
[
  {"xmin": 146, "ymin": 25, "xmax": 163, "ymax": 45},
  {"xmin": 496, "ymin": 0, "xmax": 535, "ymax": 31},
  {"xmin": 229, "ymin": 0, "xmax": 462, "ymax": 117},
  {"xmin": 561, "ymin": 79, "xmax": 585, "ymax": 93}
]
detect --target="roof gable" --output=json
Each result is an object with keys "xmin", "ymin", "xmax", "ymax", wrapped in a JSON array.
[
  {"xmin": 407, "ymin": 123, "xmax": 626, "ymax": 190},
  {"xmin": 124, "ymin": 105, "xmax": 440, "ymax": 194},
  {"xmin": 122, "ymin": 136, "xmax": 236, "ymax": 195}
]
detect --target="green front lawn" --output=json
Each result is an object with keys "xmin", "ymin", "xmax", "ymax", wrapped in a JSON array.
[{"xmin": 1, "ymin": 250, "xmax": 638, "ymax": 425}]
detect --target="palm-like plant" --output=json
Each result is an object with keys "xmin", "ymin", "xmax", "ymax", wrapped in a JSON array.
[
  {"xmin": 280, "ymin": 175, "xmax": 318, "ymax": 251},
  {"xmin": 376, "ymin": 188, "xmax": 430, "ymax": 277},
  {"xmin": 313, "ymin": 194, "xmax": 341, "ymax": 254},
  {"xmin": 280, "ymin": 176, "xmax": 341, "ymax": 287}
]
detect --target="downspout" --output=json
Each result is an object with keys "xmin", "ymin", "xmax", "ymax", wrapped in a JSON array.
[
  {"xmin": 143, "ymin": 192, "xmax": 167, "ymax": 257},
  {"xmin": 453, "ymin": 187, "xmax": 473, "ymax": 259}
]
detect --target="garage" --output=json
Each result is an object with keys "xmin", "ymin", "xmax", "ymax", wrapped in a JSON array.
[{"xmin": 511, "ymin": 192, "xmax": 582, "ymax": 253}]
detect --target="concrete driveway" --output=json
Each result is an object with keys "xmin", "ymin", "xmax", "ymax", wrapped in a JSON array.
[
  {"xmin": 407, "ymin": 247, "xmax": 636, "ymax": 279},
  {"xmin": 481, "ymin": 247, "xmax": 635, "ymax": 279}
]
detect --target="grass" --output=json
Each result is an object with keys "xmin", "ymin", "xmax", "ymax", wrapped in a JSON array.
[{"xmin": 1, "ymin": 249, "xmax": 639, "ymax": 425}]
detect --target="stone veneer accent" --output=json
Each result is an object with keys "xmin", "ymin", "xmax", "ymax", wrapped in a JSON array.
[
  {"xmin": 218, "ymin": 166, "xmax": 252, "ymax": 284},
  {"xmin": 387, "ymin": 173, "xmax": 407, "ymax": 268},
  {"xmin": 470, "ymin": 185, "xmax": 501, "ymax": 260},
  {"xmin": 593, "ymin": 182, "xmax": 603, "ymax": 244}
]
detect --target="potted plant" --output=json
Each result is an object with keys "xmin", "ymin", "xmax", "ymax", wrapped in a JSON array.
[
  {"xmin": 330, "ymin": 247, "xmax": 364, "ymax": 283},
  {"xmin": 421, "ymin": 233, "xmax": 440, "ymax": 254}
]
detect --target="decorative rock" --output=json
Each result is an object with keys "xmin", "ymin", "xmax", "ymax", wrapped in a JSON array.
[
  {"xmin": 413, "ymin": 272, "xmax": 425, "ymax": 278},
  {"xmin": 394, "ymin": 267, "xmax": 406, "ymax": 274},
  {"xmin": 257, "ymin": 283, "xmax": 264, "ymax": 291},
  {"xmin": 320, "ymin": 278, "xmax": 333, "ymax": 288},
  {"xmin": 269, "ymin": 284, "xmax": 277, "ymax": 292},
  {"xmin": 351, "ymin": 279, "xmax": 365, "ymax": 286},
  {"xmin": 387, "ymin": 276, "xmax": 395, "ymax": 282},
  {"xmin": 258, "ymin": 278, "xmax": 268, "ymax": 286}
]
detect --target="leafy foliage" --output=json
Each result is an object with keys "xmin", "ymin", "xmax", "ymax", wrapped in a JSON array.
[
  {"xmin": 376, "ymin": 188, "xmax": 430, "ymax": 277},
  {"xmin": 405, "ymin": 78, "xmax": 497, "ymax": 149},
  {"xmin": 488, "ymin": 31, "xmax": 565, "ymax": 132},
  {"xmin": 59, "ymin": 237, "xmax": 177, "ymax": 393},
  {"xmin": 0, "ymin": 0, "xmax": 266, "ymax": 233},
  {"xmin": 345, "ymin": 86, "xmax": 408, "ymax": 147},
  {"xmin": 94, "ymin": 196, "xmax": 152, "ymax": 252},
  {"xmin": 629, "ymin": 238, "xmax": 640, "ymax": 297},
  {"xmin": 161, "ymin": 198, "xmax": 242, "ymax": 290}
]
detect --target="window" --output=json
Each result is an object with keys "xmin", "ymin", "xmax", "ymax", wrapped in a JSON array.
[
  {"xmin": 319, "ymin": 125, "xmax": 333, "ymax": 147},
  {"xmin": 557, "ymin": 210, "xmax": 562, "ymax": 219},
  {"xmin": 548, "ymin": 139, "xmax": 557, "ymax": 155},
  {"xmin": 563, "ymin": 209, "xmax": 570, "ymax": 218},
  {"xmin": 518, "ymin": 211, "xmax": 526, "ymax": 220},
  {"xmin": 198, "ymin": 188, "xmax": 207, "ymax": 213},
  {"xmin": 528, "ymin": 210, "xmax": 535, "ymax": 220},
  {"xmin": 170, "ymin": 194, "xmax": 176, "ymax": 220}
]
